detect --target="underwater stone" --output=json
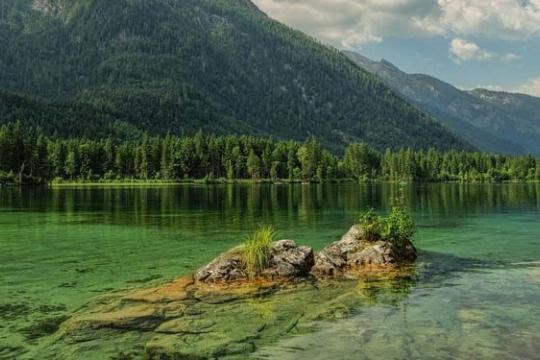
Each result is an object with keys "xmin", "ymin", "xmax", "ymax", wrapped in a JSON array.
[
  {"xmin": 23, "ymin": 315, "xmax": 70, "ymax": 340},
  {"xmin": 53, "ymin": 267, "xmax": 417, "ymax": 359},
  {"xmin": 65, "ymin": 304, "xmax": 165, "ymax": 332}
]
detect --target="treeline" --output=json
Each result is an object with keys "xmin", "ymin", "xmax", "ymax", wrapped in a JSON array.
[{"xmin": 1, "ymin": 123, "xmax": 539, "ymax": 185}]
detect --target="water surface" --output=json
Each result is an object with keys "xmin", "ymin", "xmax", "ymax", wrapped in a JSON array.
[{"xmin": 1, "ymin": 183, "xmax": 539, "ymax": 358}]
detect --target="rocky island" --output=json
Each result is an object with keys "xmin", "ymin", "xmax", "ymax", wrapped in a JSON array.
[
  {"xmin": 38, "ymin": 208, "xmax": 418, "ymax": 359},
  {"xmin": 195, "ymin": 206, "xmax": 417, "ymax": 284},
  {"xmin": 194, "ymin": 225, "xmax": 416, "ymax": 284}
]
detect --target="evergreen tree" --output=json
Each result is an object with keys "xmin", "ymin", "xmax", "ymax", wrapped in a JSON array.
[
  {"xmin": 247, "ymin": 149, "xmax": 261, "ymax": 180},
  {"xmin": 64, "ymin": 151, "xmax": 77, "ymax": 180},
  {"xmin": 287, "ymin": 145, "xmax": 296, "ymax": 181},
  {"xmin": 297, "ymin": 138, "xmax": 321, "ymax": 181},
  {"xmin": 343, "ymin": 143, "xmax": 376, "ymax": 180}
]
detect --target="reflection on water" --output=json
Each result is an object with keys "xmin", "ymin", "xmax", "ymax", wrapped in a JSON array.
[
  {"xmin": 2, "ymin": 183, "xmax": 540, "ymax": 229},
  {"xmin": 1, "ymin": 183, "xmax": 540, "ymax": 358}
]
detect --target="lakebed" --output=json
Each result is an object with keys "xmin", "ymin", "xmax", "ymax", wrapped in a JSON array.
[{"xmin": 1, "ymin": 183, "xmax": 540, "ymax": 358}]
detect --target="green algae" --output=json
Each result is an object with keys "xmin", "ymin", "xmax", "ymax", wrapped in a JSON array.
[
  {"xmin": 1, "ymin": 183, "xmax": 540, "ymax": 358},
  {"xmin": 23, "ymin": 315, "xmax": 70, "ymax": 340},
  {"xmin": 39, "ymin": 275, "xmax": 415, "ymax": 359},
  {"xmin": 0, "ymin": 304, "xmax": 32, "ymax": 320}
]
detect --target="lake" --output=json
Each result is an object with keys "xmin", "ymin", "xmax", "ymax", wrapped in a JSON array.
[{"xmin": 1, "ymin": 183, "xmax": 540, "ymax": 359}]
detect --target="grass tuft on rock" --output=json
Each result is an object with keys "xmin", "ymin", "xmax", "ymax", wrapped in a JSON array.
[{"xmin": 241, "ymin": 226, "xmax": 275, "ymax": 279}]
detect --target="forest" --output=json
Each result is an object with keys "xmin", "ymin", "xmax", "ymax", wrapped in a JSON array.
[
  {"xmin": 0, "ymin": 0, "xmax": 468, "ymax": 152},
  {"xmin": 1, "ymin": 122, "xmax": 538, "ymax": 185}
]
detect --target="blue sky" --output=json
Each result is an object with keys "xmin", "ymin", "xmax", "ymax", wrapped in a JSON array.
[{"xmin": 254, "ymin": 0, "xmax": 540, "ymax": 96}]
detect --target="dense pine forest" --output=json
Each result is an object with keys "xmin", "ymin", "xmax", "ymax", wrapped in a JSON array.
[
  {"xmin": 1, "ymin": 123, "xmax": 538, "ymax": 185},
  {"xmin": 0, "ymin": 0, "xmax": 468, "ymax": 152},
  {"xmin": 1, "ymin": 0, "xmax": 537, "ymax": 186}
]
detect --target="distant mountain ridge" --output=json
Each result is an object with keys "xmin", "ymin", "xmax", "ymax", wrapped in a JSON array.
[
  {"xmin": 0, "ymin": 0, "xmax": 469, "ymax": 152},
  {"xmin": 345, "ymin": 51, "xmax": 540, "ymax": 155}
]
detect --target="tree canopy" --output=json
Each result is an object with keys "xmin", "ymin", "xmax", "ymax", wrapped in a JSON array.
[
  {"xmin": 0, "ymin": 0, "xmax": 469, "ymax": 152},
  {"xmin": 0, "ymin": 125, "xmax": 537, "ymax": 185}
]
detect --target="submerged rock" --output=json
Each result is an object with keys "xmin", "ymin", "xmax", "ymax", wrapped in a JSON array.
[
  {"xmin": 50, "ymin": 274, "xmax": 414, "ymax": 360},
  {"xmin": 311, "ymin": 225, "xmax": 417, "ymax": 277},
  {"xmin": 194, "ymin": 240, "xmax": 315, "ymax": 284}
]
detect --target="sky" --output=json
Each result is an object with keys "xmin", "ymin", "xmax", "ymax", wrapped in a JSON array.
[{"xmin": 252, "ymin": 0, "xmax": 540, "ymax": 97}]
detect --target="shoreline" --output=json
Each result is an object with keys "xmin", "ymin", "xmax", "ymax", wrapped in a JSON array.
[
  {"xmin": 2, "ymin": 178, "xmax": 540, "ymax": 187},
  {"xmin": 49, "ymin": 179, "xmax": 540, "ymax": 187}
]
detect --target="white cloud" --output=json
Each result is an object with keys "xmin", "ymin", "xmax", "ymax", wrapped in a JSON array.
[
  {"xmin": 254, "ymin": 0, "xmax": 444, "ymax": 48},
  {"xmin": 500, "ymin": 53, "xmax": 522, "ymax": 62},
  {"xmin": 472, "ymin": 77, "xmax": 540, "ymax": 97},
  {"xmin": 438, "ymin": 0, "xmax": 540, "ymax": 39},
  {"xmin": 449, "ymin": 38, "xmax": 521, "ymax": 63},
  {"xmin": 253, "ymin": 0, "xmax": 540, "ymax": 48},
  {"xmin": 449, "ymin": 38, "xmax": 493, "ymax": 62},
  {"xmin": 518, "ymin": 76, "xmax": 540, "ymax": 96}
]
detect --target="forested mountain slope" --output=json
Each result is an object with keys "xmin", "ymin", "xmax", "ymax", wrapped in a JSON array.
[
  {"xmin": 0, "ymin": 92, "xmax": 145, "ymax": 139},
  {"xmin": 345, "ymin": 51, "xmax": 540, "ymax": 155},
  {"xmin": 0, "ymin": 0, "xmax": 468, "ymax": 152}
]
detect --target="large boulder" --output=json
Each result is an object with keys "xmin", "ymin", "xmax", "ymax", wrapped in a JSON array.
[
  {"xmin": 311, "ymin": 225, "xmax": 416, "ymax": 277},
  {"xmin": 194, "ymin": 240, "xmax": 314, "ymax": 284}
]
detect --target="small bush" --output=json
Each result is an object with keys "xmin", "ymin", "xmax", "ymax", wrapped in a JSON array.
[
  {"xmin": 381, "ymin": 206, "xmax": 416, "ymax": 256},
  {"xmin": 357, "ymin": 206, "xmax": 416, "ymax": 254},
  {"xmin": 241, "ymin": 226, "xmax": 275, "ymax": 279},
  {"xmin": 358, "ymin": 208, "xmax": 382, "ymax": 241}
]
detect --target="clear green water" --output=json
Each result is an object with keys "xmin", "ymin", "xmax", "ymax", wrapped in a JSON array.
[{"xmin": 1, "ymin": 183, "xmax": 540, "ymax": 359}]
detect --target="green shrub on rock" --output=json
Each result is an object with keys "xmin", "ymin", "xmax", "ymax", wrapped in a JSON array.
[
  {"xmin": 357, "ymin": 207, "xmax": 416, "ymax": 255},
  {"xmin": 381, "ymin": 206, "xmax": 417, "ymax": 256},
  {"xmin": 358, "ymin": 208, "xmax": 382, "ymax": 242}
]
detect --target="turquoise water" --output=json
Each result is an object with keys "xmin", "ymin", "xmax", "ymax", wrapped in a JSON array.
[{"xmin": 1, "ymin": 183, "xmax": 540, "ymax": 358}]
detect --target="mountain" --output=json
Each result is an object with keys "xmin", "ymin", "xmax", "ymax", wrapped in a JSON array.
[
  {"xmin": 471, "ymin": 89, "xmax": 540, "ymax": 136},
  {"xmin": 0, "ymin": 0, "xmax": 469, "ymax": 152},
  {"xmin": 345, "ymin": 51, "xmax": 540, "ymax": 155}
]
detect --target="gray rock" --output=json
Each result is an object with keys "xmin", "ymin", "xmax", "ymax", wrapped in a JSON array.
[
  {"xmin": 194, "ymin": 246, "xmax": 246, "ymax": 283},
  {"xmin": 311, "ymin": 225, "xmax": 416, "ymax": 277},
  {"xmin": 262, "ymin": 240, "xmax": 314, "ymax": 279},
  {"xmin": 194, "ymin": 240, "xmax": 315, "ymax": 284},
  {"xmin": 348, "ymin": 241, "xmax": 393, "ymax": 266}
]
